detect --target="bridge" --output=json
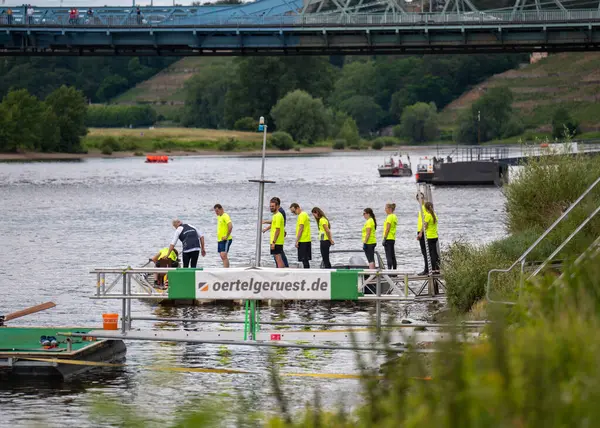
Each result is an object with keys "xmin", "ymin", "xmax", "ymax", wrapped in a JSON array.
[{"xmin": 2, "ymin": 0, "xmax": 600, "ymax": 55}]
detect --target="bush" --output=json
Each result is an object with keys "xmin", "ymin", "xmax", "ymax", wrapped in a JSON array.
[
  {"xmin": 371, "ymin": 140, "xmax": 383, "ymax": 150},
  {"xmin": 501, "ymin": 115, "xmax": 525, "ymax": 138},
  {"xmin": 552, "ymin": 107, "xmax": 579, "ymax": 139},
  {"xmin": 372, "ymin": 136, "xmax": 399, "ymax": 147},
  {"xmin": 100, "ymin": 136, "xmax": 120, "ymax": 153},
  {"xmin": 269, "ymin": 131, "xmax": 295, "ymax": 151},
  {"xmin": 332, "ymin": 139, "xmax": 346, "ymax": 150},
  {"xmin": 218, "ymin": 138, "xmax": 237, "ymax": 152},
  {"xmin": 337, "ymin": 118, "xmax": 360, "ymax": 147},
  {"xmin": 233, "ymin": 117, "xmax": 257, "ymax": 131}
]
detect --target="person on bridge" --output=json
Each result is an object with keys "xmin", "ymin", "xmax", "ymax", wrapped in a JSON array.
[
  {"xmin": 290, "ymin": 203, "xmax": 311, "ymax": 269},
  {"xmin": 214, "ymin": 203, "xmax": 233, "ymax": 268},
  {"xmin": 5, "ymin": 8, "xmax": 13, "ymax": 25},
  {"xmin": 311, "ymin": 207, "xmax": 334, "ymax": 269},
  {"xmin": 136, "ymin": 7, "xmax": 142, "ymax": 25},
  {"xmin": 263, "ymin": 198, "xmax": 285, "ymax": 268},
  {"xmin": 163, "ymin": 219, "xmax": 205, "ymax": 268},
  {"xmin": 26, "ymin": 5, "xmax": 34, "ymax": 25},
  {"xmin": 362, "ymin": 208, "xmax": 377, "ymax": 270},
  {"xmin": 382, "ymin": 203, "xmax": 398, "ymax": 270}
]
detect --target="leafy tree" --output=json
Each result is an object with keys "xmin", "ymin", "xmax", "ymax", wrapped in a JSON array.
[
  {"xmin": 270, "ymin": 90, "xmax": 329, "ymax": 144},
  {"xmin": 87, "ymin": 105, "xmax": 156, "ymax": 128},
  {"xmin": 45, "ymin": 85, "xmax": 88, "ymax": 152},
  {"xmin": 398, "ymin": 102, "xmax": 439, "ymax": 144},
  {"xmin": 224, "ymin": 57, "xmax": 336, "ymax": 128},
  {"xmin": 552, "ymin": 107, "xmax": 579, "ymax": 139},
  {"xmin": 0, "ymin": 89, "xmax": 59, "ymax": 152},
  {"xmin": 96, "ymin": 75, "xmax": 129, "ymax": 102},
  {"xmin": 338, "ymin": 95, "xmax": 384, "ymax": 134},
  {"xmin": 182, "ymin": 63, "xmax": 233, "ymax": 129},
  {"xmin": 337, "ymin": 117, "xmax": 360, "ymax": 147},
  {"xmin": 454, "ymin": 87, "xmax": 514, "ymax": 144}
]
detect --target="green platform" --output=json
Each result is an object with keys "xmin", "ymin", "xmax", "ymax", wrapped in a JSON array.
[{"xmin": 0, "ymin": 327, "xmax": 95, "ymax": 354}]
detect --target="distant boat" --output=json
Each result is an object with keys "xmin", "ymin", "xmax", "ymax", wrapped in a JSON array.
[
  {"xmin": 145, "ymin": 155, "xmax": 169, "ymax": 163},
  {"xmin": 377, "ymin": 153, "xmax": 412, "ymax": 177}
]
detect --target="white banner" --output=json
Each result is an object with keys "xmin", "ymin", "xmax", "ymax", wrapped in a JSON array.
[{"xmin": 195, "ymin": 268, "xmax": 332, "ymax": 300}]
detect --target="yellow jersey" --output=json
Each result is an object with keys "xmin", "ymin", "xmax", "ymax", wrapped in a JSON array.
[
  {"xmin": 270, "ymin": 211, "xmax": 285, "ymax": 245},
  {"xmin": 362, "ymin": 217, "xmax": 377, "ymax": 244},
  {"xmin": 417, "ymin": 204, "xmax": 426, "ymax": 232},
  {"xmin": 383, "ymin": 214, "xmax": 398, "ymax": 240},
  {"xmin": 424, "ymin": 211, "xmax": 438, "ymax": 239},
  {"xmin": 296, "ymin": 211, "xmax": 311, "ymax": 243},
  {"xmin": 217, "ymin": 212, "xmax": 232, "ymax": 241},
  {"xmin": 318, "ymin": 217, "xmax": 330, "ymax": 241},
  {"xmin": 158, "ymin": 247, "xmax": 177, "ymax": 262}
]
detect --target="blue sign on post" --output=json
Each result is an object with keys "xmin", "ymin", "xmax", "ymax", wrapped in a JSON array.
[{"xmin": 258, "ymin": 124, "xmax": 264, "ymax": 132}]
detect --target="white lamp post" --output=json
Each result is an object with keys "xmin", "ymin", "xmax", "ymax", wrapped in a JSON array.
[{"xmin": 250, "ymin": 116, "xmax": 274, "ymax": 267}]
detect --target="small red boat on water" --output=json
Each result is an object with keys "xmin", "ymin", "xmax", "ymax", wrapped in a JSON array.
[{"xmin": 145, "ymin": 155, "xmax": 169, "ymax": 163}]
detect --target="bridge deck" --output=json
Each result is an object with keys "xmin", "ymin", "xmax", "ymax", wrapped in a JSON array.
[{"xmin": 3, "ymin": 8, "xmax": 600, "ymax": 55}]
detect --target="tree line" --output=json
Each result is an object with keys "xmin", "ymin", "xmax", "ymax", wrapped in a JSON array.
[
  {"xmin": 182, "ymin": 55, "xmax": 527, "ymax": 144},
  {"xmin": 0, "ymin": 57, "xmax": 176, "ymax": 103},
  {"xmin": 0, "ymin": 86, "xmax": 88, "ymax": 153}
]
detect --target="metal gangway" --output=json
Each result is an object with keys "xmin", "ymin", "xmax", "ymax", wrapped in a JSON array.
[{"xmin": 487, "ymin": 175, "xmax": 600, "ymax": 305}]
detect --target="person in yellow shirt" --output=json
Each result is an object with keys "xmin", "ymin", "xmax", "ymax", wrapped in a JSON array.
[
  {"xmin": 213, "ymin": 204, "xmax": 233, "ymax": 268},
  {"xmin": 416, "ymin": 192, "xmax": 429, "ymax": 275},
  {"xmin": 311, "ymin": 207, "xmax": 334, "ymax": 268},
  {"xmin": 290, "ymin": 203, "xmax": 312, "ymax": 268},
  {"xmin": 423, "ymin": 201, "xmax": 440, "ymax": 273},
  {"xmin": 362, "ymin": 208, "xmax": 377, "ymax": 269},
  {"xmin": 263, "ymin": 197, "xmax": 285, "ymax": 268},
  {"xmin": 382, "ymin": 203, "xmax": 398, "ymax": 270},
  {"xmin": 150, "ymin": 247, "xmax": 178, "ymax": 288}
]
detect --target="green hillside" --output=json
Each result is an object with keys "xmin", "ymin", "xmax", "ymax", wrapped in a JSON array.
[
  {"xmin": 112, "ymin": 57, "xmax": 232, "ymax": 121},
  {"xmin": 440, "ymin": 52, "xmax": 600, "ymax": 135}
]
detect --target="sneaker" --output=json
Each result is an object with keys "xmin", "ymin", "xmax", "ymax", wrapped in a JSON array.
[{"xmin": 40, "ymin": 335, "xmax": 50, "ymax": 346}]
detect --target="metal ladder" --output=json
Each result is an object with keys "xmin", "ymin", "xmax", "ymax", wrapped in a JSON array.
[{"xmin": 486, "ymin": 175, "xmax": 600, "ymax": 305}]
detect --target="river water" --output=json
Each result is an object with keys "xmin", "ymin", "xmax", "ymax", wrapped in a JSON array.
[{"xmin": 0, "ymin": 150, "xmax": 507, "ymax": 427}]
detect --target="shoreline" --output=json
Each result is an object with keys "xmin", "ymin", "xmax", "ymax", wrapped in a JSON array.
[{"xmin": 0, "ymin": 146, "xmax": 403, "ymax": 162}]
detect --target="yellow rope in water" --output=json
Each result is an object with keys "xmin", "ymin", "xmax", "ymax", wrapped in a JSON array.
[{"xmin": 20, "ymin": 357, "xmax": 432, "ymax": 381}]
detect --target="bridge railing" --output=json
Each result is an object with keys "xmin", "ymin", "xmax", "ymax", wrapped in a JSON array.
[{"xmin": 2, "ymin": 8, "xmax": 600, "ymax": 28}]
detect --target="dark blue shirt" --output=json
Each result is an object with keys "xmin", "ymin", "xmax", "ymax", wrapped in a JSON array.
[{"xmin": 278, "ymin": 207, "xmax": 286, "ymax": 226}]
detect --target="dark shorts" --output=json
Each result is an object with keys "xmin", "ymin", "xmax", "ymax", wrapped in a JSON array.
[
  {"xmin": 270, "ymin": 244, "xmax": 284, "ymax": 255},
  {"xmin": 155, "ymin": 260, "xmax": 178, "ymax": 268},
  {"xmin": 363, "ymin": 243, "xmax": 376, "ymax": 263},
  {"xmin": 297, "ymin": 241, "xmax": 312, "ymax": 261},
  {"xmin": 217, "ymin": 239, "xmax": 233, "ymax": 253}
]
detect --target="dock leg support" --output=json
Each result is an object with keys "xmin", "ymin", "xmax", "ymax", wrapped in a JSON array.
[
  {"xmin": 376, "ymin": 274, "xmax": 381, "ymax": 334},
  {"xmin": 121, "ymin": 273, "xmax": 127, "ymax": 333}
]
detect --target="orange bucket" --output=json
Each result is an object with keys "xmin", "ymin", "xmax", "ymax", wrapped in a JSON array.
[{"xmin": 102, "ymin": 313, "xmax": 119, "ymax": 330}]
